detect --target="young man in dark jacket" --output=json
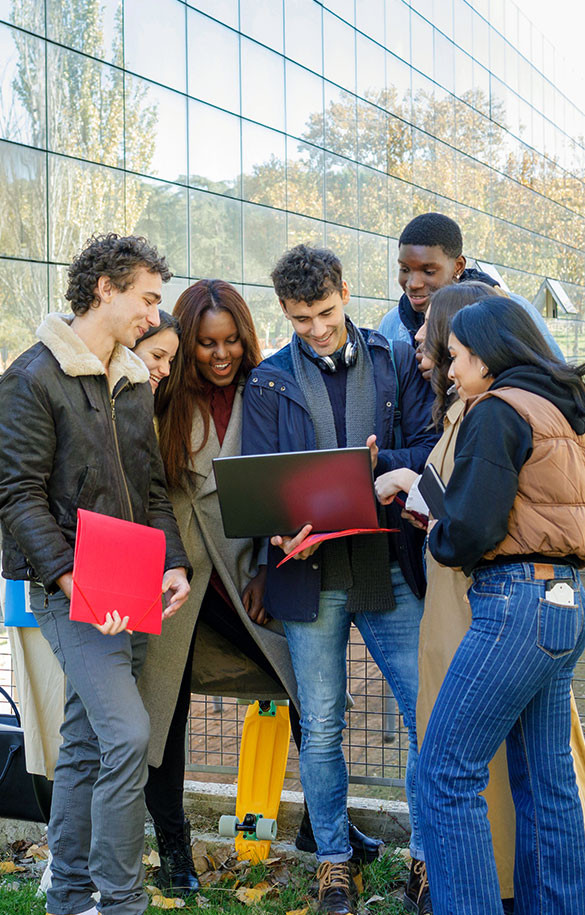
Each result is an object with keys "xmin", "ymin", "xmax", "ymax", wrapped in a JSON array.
[
  {"xmin": 379, "ymin": 211, "xmax": 562, "ymax": 359},
  {"xmin": 0, "ymin": 234, "xmax": 191, "ymax": 915},
  {"xmin": 242, "ymin": 245, "xmax": 437, "ymax": 915}
]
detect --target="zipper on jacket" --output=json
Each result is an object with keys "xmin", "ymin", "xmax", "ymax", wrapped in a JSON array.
[{"xmin": 109, "ymin": 382, "xmax": 134, "ymax": 522}]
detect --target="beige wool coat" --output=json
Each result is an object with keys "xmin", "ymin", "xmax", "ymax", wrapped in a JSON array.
[{"xmin": 138, "ymin": 383, "xmax": 298, "ymax": 768}]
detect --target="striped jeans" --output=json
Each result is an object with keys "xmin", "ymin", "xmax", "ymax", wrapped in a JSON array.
[{"xmin": 418, "ymin": 562, "xmax": 585, "ymax": 914}]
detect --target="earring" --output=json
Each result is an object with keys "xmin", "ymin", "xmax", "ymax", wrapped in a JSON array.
[{"xmin": 480, "ymin": 365, "xmax": 487, "ymax": 376}]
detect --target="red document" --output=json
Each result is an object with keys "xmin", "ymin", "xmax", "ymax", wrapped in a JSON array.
[
  {"xmin": 69, "ymin": 509, "xmax": 166, "ymax": 634},
  {"xmin": 276, "ymin": 528, "xmax": 397, "ymax": 566}
]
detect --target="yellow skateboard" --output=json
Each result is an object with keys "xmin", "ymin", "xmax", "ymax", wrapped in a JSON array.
[{"xmin": 219, "ymin": 700, "xmax": 291, "ymax": 862}]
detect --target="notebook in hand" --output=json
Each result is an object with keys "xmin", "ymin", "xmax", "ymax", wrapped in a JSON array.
[{"xmin": 418, "ymin": 463, "xmax": 447, "ymax": 519}]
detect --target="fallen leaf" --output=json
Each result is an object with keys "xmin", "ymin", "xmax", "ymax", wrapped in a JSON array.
[
  {"xmin": 145, "ymin": 884, "xmax": 159, "ymax": 894},
  {"xmin": 263, "ymin": 856, "xmax": 282, "ymax": 865},
  {"xmin": 364, "ymin": 895, "xmax": 385, "ymax": 905},
  {"xmin": 194, "ymin": 893, "xmax": 211, "ymax": 908},
  {"xmin": 24, "ymin": 843, "xmax": 49, "ymax": 860},
  {"xmin": 0, "ymin": 862, "xmax": 26, "ymax": 873},
  {"xmin": 143, "ymin": 849, "xmax": 161, "ymax": 868},
  {"xmin": 234, "ymin": 881, "xmax": 273, "ymax": 905},
  {"xmin": 193, "ymin": 855, "xmax": 210, "ymax": 874},
  {"xmin": 151, "ymin": 894, "xmax": 186, "ymax": 908},
  {"xmin": 286, "ymin": 908, "xmax": 309, "ymax": 915},
  {"xmin": 353, "ymin": 872, "xmax": 364, "ymax": 894}
]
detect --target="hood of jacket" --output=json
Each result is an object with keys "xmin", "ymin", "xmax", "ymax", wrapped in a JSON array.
[
  {"xmin": 490, "ymin": 364, "xmax": 585, "ymax": 435},
  {"xmin": 36, "ymin": 312, "xmax": 149, "ymax": 389},
  {"xmin": 397, "ymin": 267, "xmax": 499, "ymax": 337}
]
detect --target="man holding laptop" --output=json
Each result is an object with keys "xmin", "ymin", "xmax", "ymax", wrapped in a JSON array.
[{"xmin": 242, "ymin": 245, "xmax": 437, "ymax": 915}]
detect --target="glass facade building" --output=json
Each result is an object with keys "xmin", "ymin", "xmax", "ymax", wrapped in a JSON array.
[{"xmin": 1, "ymin": 0, "xmax": 585, "ymax": 368}]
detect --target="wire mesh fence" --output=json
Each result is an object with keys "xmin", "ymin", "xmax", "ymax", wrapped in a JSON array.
[{"xmin": 1, "ymin": 621, "xmax": 584, "ymax": 798}]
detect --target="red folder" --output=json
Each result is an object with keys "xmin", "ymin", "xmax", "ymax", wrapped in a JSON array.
[
  {"xmin": 69, "ymin": 509, "xmax": 166, "ymax": 634},
  {"xmin": 276, "ymin": 528, "xmax": 397, "ymax": 566}
]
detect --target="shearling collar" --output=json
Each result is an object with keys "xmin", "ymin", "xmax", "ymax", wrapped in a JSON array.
[{"xmin": 36, "ymin": 312, "xmax": 149, "ymax": 389}]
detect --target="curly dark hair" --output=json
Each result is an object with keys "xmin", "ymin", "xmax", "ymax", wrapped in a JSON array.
[
  {"xmin": 65, "ymin": 233, "xmax": 172, "ymax": 315},
  {"xmin": 271, "ymin": 244, "xmax": 343, "ymax": 305},
  {"xmin": 399, "ymin": 212, "xmax": 463, "ymax": 258}
]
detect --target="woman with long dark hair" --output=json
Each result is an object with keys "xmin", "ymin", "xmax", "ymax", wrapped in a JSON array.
[{"xmin": 418, "ymin": 296, "xmax": 585, "ymax": 913}]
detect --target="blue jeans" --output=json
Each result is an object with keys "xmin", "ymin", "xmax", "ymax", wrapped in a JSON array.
[
  {"xmin": 30, "ymin": 585, "xmax": 150, "ymax": 915},
  {"xmin": 283, "ymin": 561, "xmax": 424, "ymax": 862},
  {"xmin": 419, "ymin": 562, "xmax": 585, "ymax": 915}
]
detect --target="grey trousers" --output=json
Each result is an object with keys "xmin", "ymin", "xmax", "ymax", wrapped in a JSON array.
[{"xmin": 30, "ymin": 585, "xmax": 150, "ymax": 915}]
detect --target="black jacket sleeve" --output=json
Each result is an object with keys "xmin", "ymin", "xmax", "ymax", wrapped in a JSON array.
[
  {"xmin": 428, "ymin": 398, "xmax": 533, "ymax": 574},
  {"xmin": 0, "ymin": 370, "xmax": 75, "ymax": 589}
]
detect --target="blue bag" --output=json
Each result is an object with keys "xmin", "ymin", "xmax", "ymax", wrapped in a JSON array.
[{"xmin": 3, "ymin": 580, "xmax": 38, "ymax": 628}]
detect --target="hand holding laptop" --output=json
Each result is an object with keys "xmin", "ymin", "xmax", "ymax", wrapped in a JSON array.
[{"xmin": 271, "ymin": 522, "xmax": 317, "ymax": 561}]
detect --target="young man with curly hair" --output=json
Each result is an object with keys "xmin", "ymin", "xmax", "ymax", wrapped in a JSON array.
[
  {"xmin": 0, "ymin": 234, "xmax": 191, "ymax": 915},
  {"xmin": 242, "ymin": 245, "xmax": 438, "ymax": 915}
]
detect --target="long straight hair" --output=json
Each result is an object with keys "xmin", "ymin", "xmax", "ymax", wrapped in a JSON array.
[
  {"xmin": 426, "ymin": 282, "xmax": 504, "ymax": 427},
  {"xmin": 156, "ymin": 280, "xmax": 262, "ymax": 487},
  {"xmin": 451, "ymin": 296, "xmax": 585, "ymax": 412}
]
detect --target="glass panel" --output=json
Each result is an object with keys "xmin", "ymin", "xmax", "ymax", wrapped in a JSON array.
[
  {"xmin": 356, "ymin": 33, "xmax": 385, "ymax": 102},
  {"xmin": 0, "ymin": 141, "xmax": 46, "ymax": 260},
  {"xmin": 324, "ymin": 83, "xmax": 356, "ymax": 159},
  {"xmin": 387, "ymin": 117, "xmax": 412, "ymax": 182},
  {"xmin": 286, "ymin": 61, "xmax": 324, "ymax": 144},
  {"xmin": 126, "ymin": 174, "xmax": 188, "ymax": 277},
  {"xmin": 0, "ymin": 259, "xmax": 47, "ymax": 367},
  {"xmin": 159, "ymin": 276, "xmax": 191, "ymax": 312},
  {"xmin": 410, "ymin": 11, "xmax": 433, "ymax": 78},
  {"xmin": 243, "ymin": 203, "xmax": 286, "ymax": 286},
  {"xmin": 242, "ymin": 121, "xmax": 286, "ymax": 209},
  {"xmin": 454, "ymin": 47, "xmax": 472, "ymax": 103},
  {"xmin": 384, "ymin": 52, "xmax": 411, "ymax": 119},
  {"xmin": 284, "ymin": 0, "xmax": 322, "ymax": 74},
  {"xmin": 0, "ymin": 24, "xmax": 45, "ymax": 147},
  {"xmin": 125, "ymin": 76, "xmax": 187, "ymax": 183},
  {"xmin": 359, "ymin": 296, "xmax": 391, "ymax": 329},
  {"xmin": 412, "ymin": 128, "xmax": 436, "ymax": 194},
  {"xmin": 47, "ymin": 0, "xmax": 122, "ymax": 65},
  {"xmin": 471, "ymin": 10, "xmax": 489, "ymax": 70},
  {"xmin": 240, "ymin": 0, "xmax": 283, "ymax": 53},
  {"xmin": 323, "ymin": 10, "xmax": 355, "ymax": 92},
  {"xmin": 286, "ymin": 139, "xmax": 324, "ymax": 220},
  {"xmin": 359, "ymin": 232, "xmax": 388, "ymax": 299},
  {"xmin": 190, "ymin": 189, "xmax": 242, "ymax": 282},
  {"xmin": 433, "ymin": 0, "xmax": 452, "ymax": 38},
  {"xmin": 411, "ymin": 184, "xmax": 437, "ymax": 217},
  {"xmin": 48, "ymin": 263, "xmax": 69, "ymax": 312},
  {"xmin": 357, "ymin": 100, "xmax": 388, "ymax": 171},
  {"xmin": 358, "ymin": 165, "xmax": 388, "ymax": 235},
  {"xmin": 0, "ymin": 0, "xmax": 44, "ymax": 35},
  {"xmin": 241, "ymin": 39, "xmax": 285, "ymax": 132},
  {"xmin": 48, "ymin": 45, "xmax": 123, "ymax": 168},
  {"xmin": 356, "ymin": 0, "xmax": 384, "ymax": 42},
  {"xmin": 453, "ymin": 0, "xmax": 472, "ymax": 53},
  {"xmin": 505, "ymin": 42, "xmax": 519, "ymax": 96},
  {"xmin": 324, "ymin": 224, "xmax": 358, "ymax": 293},
  {"xmin": 388, "ymin": 237, "xmax": 402, "ymax": 298},
  {"xmin": 324, "ymin": 0, "xmax": 354, "ymax": 23},
  {"xmin": 434, "ymin": 31, "xmax": 454, "ymax": 95},
  {"xmin": 385, "ymin": 0, "xmax": 410, "ymax": 64},
  {"xmin": 49, "ymin": 155, "xmax": 125, "ymax": 263},
  {"xmin": 287, "ymin": 212, "xmax": 325, "ymax": 249},
  {"xmin": 188, "ymin": 11, "xmax": 240, "ymax": 114},
  {"xmin": 189, "ymin": 100, "xmax": 241, "ymax": 196},
  {"xmin": 242, "ymin": 283, "xmax": 285, "ymax": 355},
  {"xmin": 325, "ymin": 154, "xmax": 357, "ymax": 227},
  {"xmin": 186, "ymin": 0, "xmax": 237, "ymax": 29},
  {"xmin": 125, "ymin": 0, "xmax": 186, "ymax": 92}
]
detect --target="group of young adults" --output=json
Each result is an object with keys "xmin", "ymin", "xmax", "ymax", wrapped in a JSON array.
[{"xmin": 0, "ymin": 211, "xmax": 584, "ymax": 915}]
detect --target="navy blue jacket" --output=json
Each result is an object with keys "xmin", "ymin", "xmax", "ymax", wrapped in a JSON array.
[{"xmin": 242, "ymin": 329, "xmax": 437, "ymax": 621}]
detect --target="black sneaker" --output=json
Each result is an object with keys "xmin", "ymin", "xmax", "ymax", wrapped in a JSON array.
[
  {"xmin": 295, "ymin": 805, "xmax": 384, "ymax": 862},
  {"xmin": 403, "ymin": 858, "xmax": 433, "ymax": 914},
  {"xmin": 316, "ymin": 861, "xmax": 355, "ymax": 915},
  {"xmin": 154, "ymin": 819, "xmax": 200, "ymax": 898}
]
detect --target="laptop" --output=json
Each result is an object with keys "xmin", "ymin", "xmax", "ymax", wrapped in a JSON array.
[{"xmin": 213, "ymin": 447, "xmax": 379, "ymax": 538}]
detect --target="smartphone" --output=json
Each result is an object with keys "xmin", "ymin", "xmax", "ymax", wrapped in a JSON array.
[
  {"xmin": 545, "ymin": 579, "xmax": 577, "ymax": 607},
  {"xmin": 418, "ymin": 464, "xmax": 446, "ymax": 519}
]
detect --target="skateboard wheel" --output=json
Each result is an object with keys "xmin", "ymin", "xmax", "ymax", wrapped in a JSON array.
[
  {"xmin": 256, "ymin": 817, "xmax": 277, "ymax": 841},
  {"xmin": 219, "ymin": 814, "xmax": 239, "ymax": 837}
]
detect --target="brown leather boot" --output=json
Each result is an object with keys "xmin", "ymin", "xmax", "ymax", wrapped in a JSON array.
[{"xmin": 316, "ymin": 861, "xmax": 355, "ymax": 915}]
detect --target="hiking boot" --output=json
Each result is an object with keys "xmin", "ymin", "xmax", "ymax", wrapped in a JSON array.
[
  {"xmin": 316, "ymin": 861, "xmax": 354, "ymax": 915},
  {"xmin": 154, "ymin": 819, "xmax": 200, "ymax": 898},
  {"xmin": 403, "ymin": 858, "xmax": 433, "ymax": 914},
  {"xmin": 295, "ymin": 804, "xmax": 383, "ymax": 862}
]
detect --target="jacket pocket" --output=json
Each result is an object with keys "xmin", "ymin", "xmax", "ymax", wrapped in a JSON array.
[
  {"xmin": 61, "ymin": 465, "xmax": 98, "ymax": 526},
  {"xmin": 537, "ymin": 598, "xmax": 580, "ymax": 658}
]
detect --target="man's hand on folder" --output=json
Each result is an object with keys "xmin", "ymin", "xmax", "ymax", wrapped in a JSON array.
[
  {"xmin": 161, "ymin": 567, "xmax": 190, "ymax": 620},
  {"xmin": 271, "ymin": 523, "xmax": 320, "ymax": 561}
]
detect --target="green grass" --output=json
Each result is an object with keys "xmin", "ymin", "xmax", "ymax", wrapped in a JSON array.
[{"xmin": 0, "ymin": 852, "xmax": 410, "ymax": 914}]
